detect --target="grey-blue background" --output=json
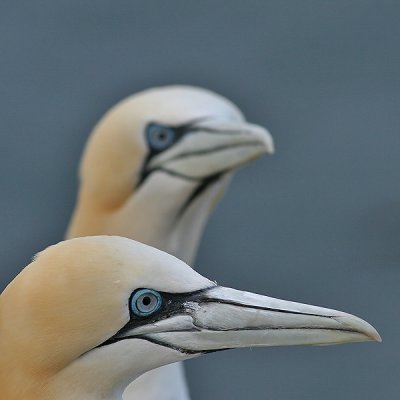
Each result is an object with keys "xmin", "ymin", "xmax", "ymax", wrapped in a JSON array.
[{"xmin": 0, "ymin": 1, "xmax": 398, "ymax": 398}]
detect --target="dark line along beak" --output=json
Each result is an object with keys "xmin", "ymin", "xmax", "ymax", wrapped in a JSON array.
[
  {"xmin": 106, "ymin": 286, "xmax": 381, "ymax": 354},
  {"xmin": 146, "ymin": 120, "xmax": 274, "ymax": 180}
]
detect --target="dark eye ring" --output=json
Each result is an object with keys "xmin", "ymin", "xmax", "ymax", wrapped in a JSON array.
[
  {"xmin": 130, "ymin": 289, "xmax": 162, "ymax": 317},
  {"xmin": 146, "ymin": 124, "xmax": 176, "ymax": 151}
]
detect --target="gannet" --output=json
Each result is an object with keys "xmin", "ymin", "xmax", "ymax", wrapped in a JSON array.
[
  {"xmin": 66, "ymin": 86, "xmax": 274, "ymax": 399},
  {"xmin": 66, "ymin": 85, "xmax": 273, "ymax": 262},
  {"xmin": 0, "ymin": 236, "xmax": 380, "ymax": 400}
]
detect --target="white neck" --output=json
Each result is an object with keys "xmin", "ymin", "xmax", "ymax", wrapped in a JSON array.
[
  {"xmin": 67, "ymin": 173, "xmax": 230, "ymax": 264},
  {"xmin": 42, "ymin": 341, "xmax": 190, "ymax": 400}
]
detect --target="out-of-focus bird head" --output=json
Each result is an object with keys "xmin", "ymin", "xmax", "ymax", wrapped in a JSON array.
[
  {"xmin": 67, "ymin": 86, "xmax": 273, "ymax": 258},
  {"xmin": 79, "ymin": 86, "xmax": 273, "ymax": 209},
  {"xmin": 0, "ymin": 236, "xmax": 380, "ymax": 400}
]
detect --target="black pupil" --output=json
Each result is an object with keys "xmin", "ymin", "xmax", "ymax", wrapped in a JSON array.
[
  {"xmin": 142, "ymin": 296, "xmax": 151, "ymax": 306},
  {"xmin": 156, "ymin": 130, "xmax": 167, "ymax": 141}
]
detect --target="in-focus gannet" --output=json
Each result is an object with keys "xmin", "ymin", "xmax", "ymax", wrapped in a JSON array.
[
  {"xmin": 0, "ymin": 236, "xmax": 380, "ymax": 400},
  {"xmin": 66, "ymin": 86, "xmax": 274, "ymax": 399}
]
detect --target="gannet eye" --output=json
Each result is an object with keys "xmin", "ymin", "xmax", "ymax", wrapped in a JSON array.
[
  {"xmin": 146, "ymin": 124, "xmax": 176, "ymax": 151},
  {"xmin": 130, "ymin": 289, "xmax": 163, "ymax": 317}
]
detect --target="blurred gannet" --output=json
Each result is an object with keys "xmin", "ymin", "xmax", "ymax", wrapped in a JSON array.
[
  {"xmin": 0, "ymin": 236, "xmax": 380, "ymax": 400},
  {"xmin": 66, "ymin": 85, "xmax": 273, "ymax": 262},
  {"xmin": 66, "ymin": 86, "xmax": 274, "ymax": 399}
]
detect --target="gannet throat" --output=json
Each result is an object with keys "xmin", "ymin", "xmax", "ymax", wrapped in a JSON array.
[{"xmin": 0, "ymin": 237, "xmax": 380, "ymax": 400}]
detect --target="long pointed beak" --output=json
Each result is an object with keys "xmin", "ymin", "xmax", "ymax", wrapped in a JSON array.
[
  {"xmin": 112, "ymin": 286, "xmax": 381, "ymax": 354},
  {"xmin": 147, "ymin": 120, "xmax": 274, "ymax": 180}
]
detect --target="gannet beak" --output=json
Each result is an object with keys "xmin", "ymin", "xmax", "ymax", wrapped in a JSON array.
[
  {"xmin": 103, "ymin": 286, "xmax": 381, "ymax": 354},
  {"xmin": 145, "ymin": 120, "xmax": 274, "ymax": 180}
]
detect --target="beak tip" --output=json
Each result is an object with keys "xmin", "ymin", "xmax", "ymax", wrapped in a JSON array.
[
  {"xmin": 267, "ymin": 142, "xmax": 275, "ymax": 154},
  {"xmin": 356, "ymin": 320, "xmax": 382, "ymax": 343},
  {"xmin": 259, "ymin": 130, "xmax": 275, "ymax": 155},
  {"xmin": 335, "ymin": 314, "xmax": 382, "ymax": 343},
  {"xmin": 368, "ymin": 328, "xmax": 382, "ymax": 343}
]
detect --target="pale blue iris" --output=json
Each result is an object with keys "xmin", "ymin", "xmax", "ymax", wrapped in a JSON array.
[{"xmin": 131, "ymin": 288, "xmax": 162, "ymax": 317}]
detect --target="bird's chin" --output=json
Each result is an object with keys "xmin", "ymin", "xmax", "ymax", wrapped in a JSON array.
[
  {"xmin": 70, "ymin": 338, "xmax": 194, "ymax": 399},
  {"xmin": 145, "ymin": 144, "xmax": 266, "ymax": 216}
]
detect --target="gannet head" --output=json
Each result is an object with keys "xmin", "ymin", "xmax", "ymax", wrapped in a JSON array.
[
  {"xmin": 0, "ymin": 236, "xmax": 380, "ymax": 399},
  {"xmin": 67, "ymin": 86, "xmax": 273, "ymax": 250}
]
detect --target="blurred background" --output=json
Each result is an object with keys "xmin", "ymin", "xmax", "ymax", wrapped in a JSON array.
[{"xmin": 0, "ymin": 1, "xmax": 398, "ymax": 398}]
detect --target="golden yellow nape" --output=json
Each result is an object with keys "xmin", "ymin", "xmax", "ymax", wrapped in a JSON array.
[{"xmin": 0, "ymin": 236, "xmax": 380, "ymax": 400}]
